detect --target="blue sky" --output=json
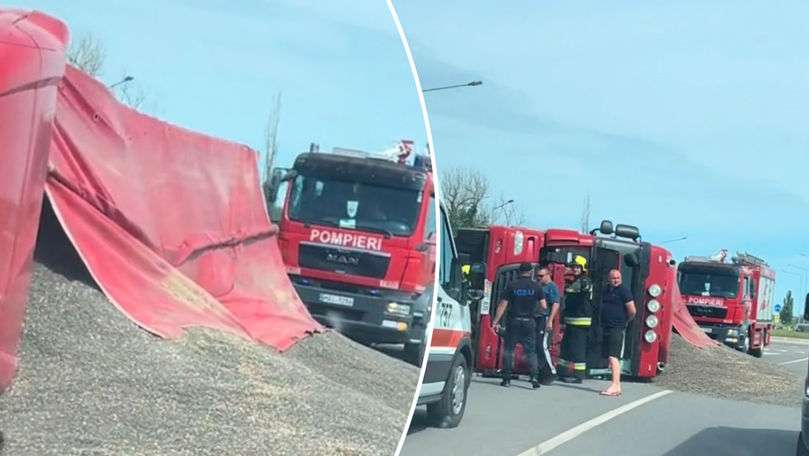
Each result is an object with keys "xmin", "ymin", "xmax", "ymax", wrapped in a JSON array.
[
  {"xmin": 12, "ymin": 0, "xmax": 426, "ymax": 175},
  {"xmin": 396, "ymin": 0, "xmax": 809, "ymax": 315}
]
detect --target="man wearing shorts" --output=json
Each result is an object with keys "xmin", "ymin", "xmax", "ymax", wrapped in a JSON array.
[{"xmin": 600, "ymin": 269, "xmax": 636, "ymax": 396}]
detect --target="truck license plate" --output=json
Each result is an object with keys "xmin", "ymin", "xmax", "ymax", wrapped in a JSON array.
[
  {"xmin": 701, "ymin": 327, "xmax": 712, "ymax": 334},
  {"xmin": 319, "ymin": 293, "xmax": 354, "ymax": 307}
]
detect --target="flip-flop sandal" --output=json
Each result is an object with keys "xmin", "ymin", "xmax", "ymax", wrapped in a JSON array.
[{"xmin": 600, "ymin": 391, "xmax": 622, "ymax": 397}]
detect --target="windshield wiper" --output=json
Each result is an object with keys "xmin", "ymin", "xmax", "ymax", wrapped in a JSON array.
[
  {"xmin": 303, "ymin": 219, "xmax": 340, "ymax": 228},
  {"xmin": 355, "ymin": 225, "xmax": 393, "ymax": 239}
]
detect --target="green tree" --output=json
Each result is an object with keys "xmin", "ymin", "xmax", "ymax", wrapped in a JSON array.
[
  {"xmin": 781, "ymin": 290, "xmax": 794, "ymax": 325},
  {"xmin": 441, "ymin": 167, "xmax": 491, "ymax": 233}
]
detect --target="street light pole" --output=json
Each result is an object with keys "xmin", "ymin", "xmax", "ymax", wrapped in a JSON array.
[
  {"xmin": 492, "ymin": 199, "xmax": 514, "ymax": 225},
  {"xmin": 109, "ymin": 75, "xmax": 134, "ymax": 89},
  {"xmin": 493, "ymin": 199, "xmax": 514, "ymax": 212},
  {"xmin": 423, "ymin": 80, "xmax": 482, "ymax": 93}
]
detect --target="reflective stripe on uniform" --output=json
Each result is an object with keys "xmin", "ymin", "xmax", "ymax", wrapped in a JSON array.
[
  {"xmin": 573, "ymin": 362, "xmax": 586, "ymax": 371},
  {"xmin": 564, "ymin": 317, "xmax": 592, "ymax": 326},
  {"xmin": 542, "ymin": 332, "xmax": 556, "ymax": 375}
]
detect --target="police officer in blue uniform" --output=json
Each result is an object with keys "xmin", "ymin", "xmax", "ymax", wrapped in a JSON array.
[{"xmin": 492, "ymin": 263, "xmax": 547, "ymax": 388}]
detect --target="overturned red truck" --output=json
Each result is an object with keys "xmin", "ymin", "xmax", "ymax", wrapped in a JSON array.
[
  {"xmin": 266, "ymin": 149, "xmax": 436, "ymax": 365},
  {"xmin": 457, "ymin": 221, "xmax": 678, "ymax": 380},
  {"xmin": 678, "ymin": 252, "xmax": 774, "ymax": 357},
  {"xmin": 0, "ymin": 9, "xmax": 68, "ymax": 390}
]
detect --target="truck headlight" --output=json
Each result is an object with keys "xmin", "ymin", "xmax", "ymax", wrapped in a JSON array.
[
  {"xmin": 386, "ymin": 302, "xmax": 411, "ymax": 317},
  {"xmin": 646, "ymin": 299, "xmax": 661, "ymax": 313},
  {"xmin": 727, "ymin": 329, "xmax": 738, "ymax": 337},
  {"xmin": 644, "ymin": 330, "xmax": 658, "ymax": 343},
  {"xmin": 645, "ymin": 315, "xmax": 659, "ymax": 328},
  {"xmin": 648, "ymin": 284, "xmax": 662, "ymax": 298}
]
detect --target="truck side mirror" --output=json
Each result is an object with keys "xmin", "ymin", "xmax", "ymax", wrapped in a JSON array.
[
  {"xmin": 600, "ymin": 220, "xmax": 614, "ymax": 235},
  {"xmin": 266, "ymin": 167, "xmax": 294, "ymax": 223},
  {"xmin": 615, "ymin": 224, "xmax": 640, "ymax": 241},
  {"xmin": 804, "ymin": 293, "xmax": 809, "ymax": 321}
]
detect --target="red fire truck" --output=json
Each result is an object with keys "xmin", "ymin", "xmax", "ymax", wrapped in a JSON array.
[
  {"xmin": 457, "ymin": 220, "xmax": 677, "ymax": 380},
  {"xmin": 267, "ymin": 147, "xmax": 435, "ymax": 365},
  {"xmin": 678, "ymin": 252, "xmax": 774, "ymax": 357}
]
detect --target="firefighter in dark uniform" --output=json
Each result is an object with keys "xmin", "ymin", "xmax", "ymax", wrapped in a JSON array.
[
  {"xmin": 558, "ymin": 256, "xmax": 593, "ymax": 384},
  {"xmin": 491, "ymin": 263, "xmax": 547, "ymax": 389}
]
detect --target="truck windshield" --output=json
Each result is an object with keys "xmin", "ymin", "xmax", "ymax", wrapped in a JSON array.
[
  {"xmin": 679, "ymin": 269, "xmax": 739, "ymax": 298},
  {"xmin": 287, "ymin": 174, "xmax": 422, "ymax": 236}
]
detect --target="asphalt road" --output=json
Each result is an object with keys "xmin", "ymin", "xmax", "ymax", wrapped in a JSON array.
[
  {"xmin": 764, "ymin": 338, "xmax": 809, "ymax": 376},
  {"xmin": 402, "ymin": 369, "xmax": 802, "ymax": 455}
]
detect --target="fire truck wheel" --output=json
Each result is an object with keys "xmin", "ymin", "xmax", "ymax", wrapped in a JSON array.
[
  {"xmin": 404, "ymin": 340, "xmax": 425, "ymax": 367},
  {"xmin": 797, "ymin": 432, "xmax": 809, "ymax": 456},
  {"xmin": 737, "ymin": 334, "xmax": 750, "ymax": 353},
  {"xmin": 427, "ymin": 353, "xmax": 468, "ymax": 428},
  {"xmin": 749, "ymin": 346, "xmax": 763, "ymax": 358}
]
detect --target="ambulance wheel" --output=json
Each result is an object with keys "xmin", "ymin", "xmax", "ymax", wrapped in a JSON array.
[
  {"xmin": 404, "ymin": 340, "xmax": 425, "ymax": 367},
  {"xmin": 797, "ymin": 432, "xmax": 809, "ymax": 456},
  {"xmin": 427, "ymin": 353, "xmax": 468, "ymax": 428}
]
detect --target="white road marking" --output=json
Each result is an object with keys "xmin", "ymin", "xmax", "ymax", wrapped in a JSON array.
[
  {"xmin": 779, "ymin": 357, "xmax": 809, "ymax": 366},
  {"xmin": 515, "ymin": 390, "xmax": 674, "ymax": 456}
]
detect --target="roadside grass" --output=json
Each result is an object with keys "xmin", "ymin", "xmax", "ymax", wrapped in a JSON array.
[{"xmin": 772, "ymin": 328, "xmax": 809, "ymax": 339}]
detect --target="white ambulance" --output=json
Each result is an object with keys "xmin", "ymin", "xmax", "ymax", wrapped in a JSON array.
[{"xmin": 416, "ymin": 203, "xmax": 473, "ymax": 428}]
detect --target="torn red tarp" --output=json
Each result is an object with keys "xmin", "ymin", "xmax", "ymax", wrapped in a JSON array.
[
  {"xmin": 0, "ymin": 10, "xmax": 67, "ymax": 391},
  {"xmin": 671, "ymin": 291, "xmax": 718, "ymax": 349},
  {"xmin": 45, "ymin": 65, "xmax": 321, "ymax": 351}
]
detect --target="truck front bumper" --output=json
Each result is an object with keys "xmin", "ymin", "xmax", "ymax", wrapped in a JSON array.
[
  {"xmin": 699, "ymin": 325, "xmax": 743, "ymax": 347},
  {"xmin": 292, "ymin": 282, "xmax": 426, "ymax": 345}
]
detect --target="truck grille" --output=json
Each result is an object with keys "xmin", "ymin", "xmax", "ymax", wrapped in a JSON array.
[
  {"xmin": 687, "ymin": 305, "xmax": 727, "ymax": 319},
  {"xmin": 298, "ymin": 242, "xmax": 389, "ymax": 279}
]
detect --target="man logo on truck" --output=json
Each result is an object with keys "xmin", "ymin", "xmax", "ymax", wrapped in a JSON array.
[{"xmin": 325, "ymin": 252, "xmax": 361, "ymax": 266}]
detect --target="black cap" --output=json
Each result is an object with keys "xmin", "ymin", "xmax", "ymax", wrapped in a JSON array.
[{"xmin": 518, "ymin": 262, "xmax": 533, "ymax": 273}]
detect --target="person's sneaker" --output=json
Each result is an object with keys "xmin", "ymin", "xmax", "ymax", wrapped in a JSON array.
[
  {"xmin": 571, "ymin": 377, "xmax": 584, "ymax": 384},
  {"xmin": 500, "ymin": 379, "xmax": 511, "ymax": 387},
  {"xmin": 559, "ymin": 376, "xmax": 582, "ymax": 384},
  {"xmin": 532, "ymin": 380, "xmax": 542, "ymax": 389}
]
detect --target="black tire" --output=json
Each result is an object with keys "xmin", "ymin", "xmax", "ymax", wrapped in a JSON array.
[
  {"xmin": 750, "ymin": 346, "xmax": 763, "ymax": 358},
  {"xmin": 797, "ymin": 432, "xmax": 809, "ymax": 456},
  {"xmin": 404, "ymin": 341, "xmax": 425, "ymax": 367},
  {"xmin": 737, "ymin": 334, "xmax": 750, "ymax": 353},
  {"xmin": 427, "ymin": 353, "xmax": 469, "ymax": 428}
]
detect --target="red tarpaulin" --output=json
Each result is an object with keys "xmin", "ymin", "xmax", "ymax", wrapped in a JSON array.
[
  {"xmin": 0, "ymin": 10, "xmax": 67, "ymax": 391},
  {"xmin": 672, "ymin": 298, "xmax": 718, "ymax": 349},
  {"xmin": 45, "ymin": 66, "xmax": 321, "ymax": 350}
]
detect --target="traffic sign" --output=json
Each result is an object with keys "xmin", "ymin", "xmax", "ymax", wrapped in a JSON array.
[{"xmin": 774, "ymin": 304, "xmax": 782, "ymax": 313}]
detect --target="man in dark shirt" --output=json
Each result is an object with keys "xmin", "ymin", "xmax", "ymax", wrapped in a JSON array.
[
  {"xmin": 536, "ymin": 268, "xmax": 559, "ymax": 384},
  {"xmin": 492, "ymin": 263, "xmax": 547, "ymax": 388},
  {"xmin": 600, "ymin": 269, "xmax": 636, "ymax": 396}
]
